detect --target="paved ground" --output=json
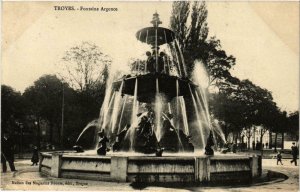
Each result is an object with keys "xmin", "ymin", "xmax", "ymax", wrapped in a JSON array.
[{"xmin": 1, "ymin": 158, "xmax": 298, "ymax": 191}]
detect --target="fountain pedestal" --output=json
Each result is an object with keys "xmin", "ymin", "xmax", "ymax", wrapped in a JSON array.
[{"xmin": 110, "ymin": 156, "xmax": 128, "ymax": 182}]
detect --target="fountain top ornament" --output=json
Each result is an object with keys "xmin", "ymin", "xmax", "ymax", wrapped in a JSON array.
[
  {"xmin": 135, "ymin": 12, "xmax": 175, "ymax": 46},
  {"xmin": 112, "ymin": 12, "xmax": 197, "ymax": 103}
]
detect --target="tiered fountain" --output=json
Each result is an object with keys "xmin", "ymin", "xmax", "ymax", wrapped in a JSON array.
[{"xmin": 39, "ymin": 13, "xmax": 261, "ymax": 184}]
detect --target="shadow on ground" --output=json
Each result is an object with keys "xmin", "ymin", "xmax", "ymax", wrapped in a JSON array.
[{"xmin": 129, "ymin": 169, "xmax": 288, "ymax": 190}]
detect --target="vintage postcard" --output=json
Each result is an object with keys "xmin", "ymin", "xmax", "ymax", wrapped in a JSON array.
[{"xmin": 1, "ymin": 1, "xmax": 299, "ymax": 191}]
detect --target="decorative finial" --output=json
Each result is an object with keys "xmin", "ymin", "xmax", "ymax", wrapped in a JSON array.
[{"xmin": 151, "ymin": 12, "xmax": 162, "ymax": 27}]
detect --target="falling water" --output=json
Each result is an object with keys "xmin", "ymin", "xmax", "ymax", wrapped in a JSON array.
[
  {"xmin": 167, "ymin": 103, "xmax": 172, "ymax": 113},
  {"xmin": 76, "ymin": 119, "xmax": 99, "ymax": 143},
  {"xmin": 212, "ymin": 119, "xmax": 227, "ymax": 144},
  {"xmin": 176, "ymin": 80, "xmax": 180, "ymax": 129},
  {"xmin": 172, "ymin": 42, "xmax": 182, "ymax": 77},
  {"xmin": 166, "ymin": 44, "xmax": 179, "ymax": 77},
  {"xmin": 155, "ymin": 78, "xmax": 162, "ymax": 141},
  {"xmin": 195, "ymin": 90, "xmax": 211, "ymax": 127},
  {"xmin": 117, "ymin": 95, "xmax": 128, "ymax": 133},
  {"xmin": 98, "ymin": 84, "xmax": 113, "ymax": 130},
  {"xmin": 110, "ymin": 81, "xmax": 124, "ymax": 134},
  {"xmin": 192, "ymin": 61, "xmax": 227, "ymax": 145},
  {"xmin": 188, "ymin": 84, "xmax": 206, "ymax": 148},
  {"xmin": 131, "ymin": 78, "xmax": 138, "ymax": 124},
  {"xmin": 102, "ymin": 92, "xmax": 116, "ymax": 133},
  {"xmin": 175, "ymin": 39, "xmax": 187, "ymax": 76},
  {"xmin": 179, "ymin": 97, "xmax": 189, "ymax": 136}
]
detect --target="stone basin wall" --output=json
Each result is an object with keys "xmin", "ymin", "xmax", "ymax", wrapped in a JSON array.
[{"xmin": 39, "ymin": 152, "xmax": 261, "ymax": 183}]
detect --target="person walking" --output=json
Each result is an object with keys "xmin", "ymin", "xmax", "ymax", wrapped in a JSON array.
[
  {"xmin": 290, "ymin": 142, "xmax": 298, "ymax": 166},
  {"xmin": 1, "ymin": 132, "xmax": 17, "ymax": 172},
  {"xmin": 31, "ymin": 146, "xmax": 39, "ymax": 166},
  {"xmin": 276, "ymin": 151, "xmax": 283, "ymax": 165}
]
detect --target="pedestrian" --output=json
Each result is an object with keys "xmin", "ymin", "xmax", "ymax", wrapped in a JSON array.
[
  {"xmin": 276, "ymin": 151, "xmax": 283, "ymax": 165},
  {"xmin": 31, "ymin": 146, "xmax": 39, "ymax": 166},
  {"xmin": 290, "ymin": 142, "xmax": 298, "ymax": 166},
  {"xmin": 1, "ymin": 132, "xmax": 17, "ymax": 172}
]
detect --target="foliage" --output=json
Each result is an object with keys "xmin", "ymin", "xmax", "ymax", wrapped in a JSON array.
[
  {"xmin": 60, "ymin": 41, "xmax": 111, "ymax": 91},
  {"xmin": 23, "ymin": 75, "xmax": 70, "ymax": 143},
  {"xmin": 1, "ymin": 85, "xmax": 25, "ymax": 131},
  {"xmin": 170, "ymin": 1, "xmax": 235, "ymax": 84},
  {"xmin": 210, "ymin": 78, "xmax": 278, "ymax": 140},
  {"xmin": 288, "ymin": 111, "xmax": 299, "ymax": 139}
]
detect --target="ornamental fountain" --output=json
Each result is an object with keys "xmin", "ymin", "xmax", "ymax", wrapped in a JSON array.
[{"xmin": 39, "ymin": 13, "xmax": 261, "ymax": 184}]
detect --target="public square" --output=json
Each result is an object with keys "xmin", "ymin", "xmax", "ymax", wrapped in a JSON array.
[{"xmin": 1, "ymin": 1, "xmax": 299, "ymax": 191}]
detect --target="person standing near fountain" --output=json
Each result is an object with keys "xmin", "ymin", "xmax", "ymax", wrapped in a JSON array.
[
  {"xmin": 97, "ymin": 130, "xmax": 109, "ymax": 155},
  {"xmin": 1, "ymin": 132, "xmax": 17, "ymax": 172},
  {"xmin": 31, "ymin": 146, "xmax": 39, "ymax": 166},
  {"xmin": 290, "ymin": 142, "xmax": 298, "ymax": 166}
]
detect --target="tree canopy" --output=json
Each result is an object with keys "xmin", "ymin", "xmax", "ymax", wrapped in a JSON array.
[
  {"xmin": 1, "ymin": 85, "xmax": 25, "ymax": 131},
  {"xmin": 60, "ymin": 41, "xmax": 111, "ymax": 91},
  {"xmin": 170, "ymin": 1, "xmax": 236, "ymax": 85}
]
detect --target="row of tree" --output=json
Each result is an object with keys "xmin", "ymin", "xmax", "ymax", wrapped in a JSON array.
[
  {"xmin": 169, "ymin": 1, "xmax": 298, "ymax": 148},
  {"xmin": 2, "ymin": 42, "xmax": 110, "ymax": 150}
]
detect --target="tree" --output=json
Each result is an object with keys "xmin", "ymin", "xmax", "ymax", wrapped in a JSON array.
[
  {"xmin": 211, "ymin": 78, "xmax": 277, "ymax": 147},
  {"xmin": 288, "ymin": 111, "xmax": 299, "ymax": 140},
  {"xmin": 23, "ymin": 75, "xmax": 70, "ymax": 144},
  {"xmin": 1, "ymin": 85, "xmax": 25, "ymax": 132},
  {"xmin": 170, "ymin": 1, "xmax": 236, "ymax": 85},
  {"xmin": 60, "ymin": 41, "xmax": 111, "ymax": 91}
]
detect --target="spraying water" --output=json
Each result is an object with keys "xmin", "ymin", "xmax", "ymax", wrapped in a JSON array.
[
  {"xmin": 192, "ymin": 60, "xmax": 227, "ymax": 146},
  {"xmin": 75, "ymin": 13, "xmax": 227, "ymax": 154}
]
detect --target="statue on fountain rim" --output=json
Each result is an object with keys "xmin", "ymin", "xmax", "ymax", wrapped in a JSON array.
[
  {"xmin": 97, "ymin": 130, "xmax": 109, "ymax": 156},
  {"xmin": 112, "ymin": 124, "xmax": 130, "ymax": 152},
  {"xmin": 159, "ymin": 112, "xmax": 180, "ymax": 152},
  {"xmin": 205, "ymin": 130, "xmax": 215, "ymax": 156}
]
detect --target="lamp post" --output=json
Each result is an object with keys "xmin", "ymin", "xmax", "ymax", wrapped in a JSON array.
[
  {"xmin": 35, "ymin": 120, "xmax": 41, "ymax": 149},
  {"xmin": 19, "ymin": 123, "xmax": 24, "ymax": 158},
  {"xmin": 61, "ymin": 82, "xmax": 65, "ymax": 148}
]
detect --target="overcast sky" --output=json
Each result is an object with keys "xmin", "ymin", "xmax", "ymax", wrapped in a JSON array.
[{"xmin": 2, "ymin": 1, "xmax": 299, "ymax": 112}]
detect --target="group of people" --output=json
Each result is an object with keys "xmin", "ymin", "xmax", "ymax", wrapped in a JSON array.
[
  {"xmin": 252, "ymin": 141, "xmax": 268, "ymax": 150},
  {"xmin": 146, "ymin": 49, "xmax": 168, "ymax": 74},
  {"xmin": 276, "ymin": 142, "xmax": 298, "ymax": 166}
]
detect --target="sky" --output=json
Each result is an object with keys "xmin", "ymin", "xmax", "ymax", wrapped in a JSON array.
[{"xmin": 2, "ymin": 1, "xmax": 299, "ymax": 112}]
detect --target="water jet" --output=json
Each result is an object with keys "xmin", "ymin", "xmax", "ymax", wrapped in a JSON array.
[{"xmin": 40, "ymin": 13, "xmax": 261, "ymax": 184}]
